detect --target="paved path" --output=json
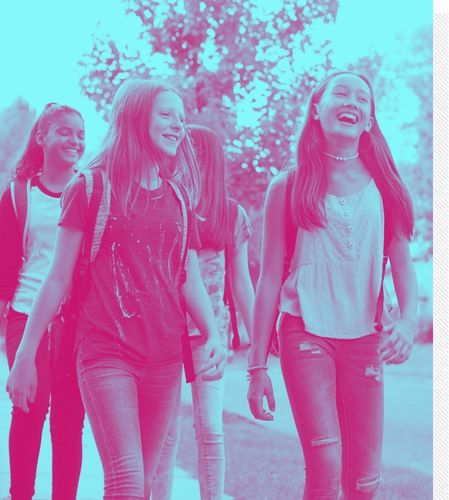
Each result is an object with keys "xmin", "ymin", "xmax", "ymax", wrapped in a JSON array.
[
  {"xmin": 0, "ymin": 343, "xmax": 431, "ymax": 498},
  {"xmin": 0, "ymin": 349, "xmax": 232, "ymax": 500},
  {"xmin": 215, "ymin": 344, "xmax": 432, "ymax": 476}
]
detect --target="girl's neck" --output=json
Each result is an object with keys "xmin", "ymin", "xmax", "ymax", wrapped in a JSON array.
[
  {"xmin": 139, "ymin": 165, "xmax": 161, "ymax": 190},
  {"xmin": 322, "ymin": 137, "xmax": 359, "ymax": 160},
  {"xmin": 38, "ymin": 162, "xmax": 75, "ymax": 192}
]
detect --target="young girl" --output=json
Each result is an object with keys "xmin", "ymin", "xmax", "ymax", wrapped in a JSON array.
[
  {"xmin": 6, "ymin": 79, "xmax": 227, "ymax": 499},
  {"xmin": 153, "ymin": 125, "xmax": 255, "ymax": 500},
  {"xmin": 247, "ymin": 71, "xmax": 417, "ymax": 499},
  {"xmin": 0, "ymin": 103, "xmax": 86, "ymax": 499}
]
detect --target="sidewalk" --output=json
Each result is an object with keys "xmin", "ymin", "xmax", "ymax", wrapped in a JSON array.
[
  {"xmin": 0, "ymin": 343, "xmax": 432, "ymax": 498},
  {"xmin": 209, "ymin": 343, "xmax": 432, "ymax": 476},
  {"xmin": 0, "ymin": 350, "xmax": 232, "ymax": 500}
]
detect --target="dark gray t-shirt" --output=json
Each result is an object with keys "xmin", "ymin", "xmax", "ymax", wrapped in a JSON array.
[{"xmin": 59, "ymin": 175, "xmax": 200, "ymax": 365}]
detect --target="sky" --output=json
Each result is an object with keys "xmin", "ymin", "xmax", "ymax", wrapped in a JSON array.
[{"xmin": 0, "ymin": 0, "xmax": 432, "ymax": 150}]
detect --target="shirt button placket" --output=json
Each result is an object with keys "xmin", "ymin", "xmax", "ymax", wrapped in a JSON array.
[{"xmin": 340, "ymin": 199, "xmax": 355, "ymax": 254}]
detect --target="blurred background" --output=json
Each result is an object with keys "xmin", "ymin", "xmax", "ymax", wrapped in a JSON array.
[{"xmin": 0, "ymin": 0, "xmax": 432, "ymax": 342}]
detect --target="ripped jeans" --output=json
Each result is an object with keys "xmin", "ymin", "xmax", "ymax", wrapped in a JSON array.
[{"xmin": 279, "ymin": 314, "xmax": 384, "ymax": 500}]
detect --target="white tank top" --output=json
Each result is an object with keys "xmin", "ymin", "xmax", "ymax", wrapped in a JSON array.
[
  {"xmin": 11, "ymin": 182, "xmax": 62, "ymax": 315},
  {"xmin": 279, "ymin": 179, "xmax": 393, "ymax": 339}
]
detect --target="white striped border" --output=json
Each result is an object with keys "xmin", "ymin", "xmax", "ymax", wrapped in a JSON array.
[{"xmin": 434, "ymin": 10, "xmax": 449, "ymax": 500}]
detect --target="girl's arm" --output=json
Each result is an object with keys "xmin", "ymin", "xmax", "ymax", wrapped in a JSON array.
[
  {"xmin": 6, "ymin": 226, "xmax": 84, "ymax": 412},
  {"xmin": 181, "ymin": 249, "xmax": 227, "ymax": 380},
  {"xmin": 247, "ymin": 173, "xmax": 288, "ymax": 421},
  {"xmin": 229, "ymin": 240, "xmax": 254, "ymax": 341},
  {"xmin": 378, "ymin": 233, "xmax": 418, "ymax": 364}
]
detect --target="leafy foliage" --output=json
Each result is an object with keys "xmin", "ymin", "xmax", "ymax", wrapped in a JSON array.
[
  {"xmin": 0, "ymin": 98, "xmax": 36, "ymax": 192},
  {"xmin": 80, "ymin": 0, "xmax": 339, "ymax": 199},
  {"xmin": 78, "ymin": 1, "xmax": 432, "ymax": 324}
]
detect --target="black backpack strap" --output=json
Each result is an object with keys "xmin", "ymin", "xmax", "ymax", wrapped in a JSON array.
[
  {"xmin": 10, "ymin": 178, "xmax": 30, "ymax": 253},
  {"xmin": 283, "ymin": 169, "xmax": 296, "ymax": 280},
  {"xmin": 374, "ymin": 206, "xmax": 393, "ymax": 332},
  {"xmin": 167, "ymin": 179, "xmax": 196, "ymax": 383},
  {"xmin": 77, "ymin": 169, "xmax": 104, "ymax": 277},
  {"xmin": 223, "ymin": 199, "xmax": 240, "ymax": 349},
  {"xmin": 269, "ymin": 169, "xmax": 296, "ymax": 358},
  {"xmin": 167, "ymin": 180, "xmax": 190, "ymax": 276}
]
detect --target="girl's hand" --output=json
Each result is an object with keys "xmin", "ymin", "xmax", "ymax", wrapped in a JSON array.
[
  {"xmin": 196, "ymin": 337, "xmax": 227, "ymax": 381},
  {"xmin": 247, "ymin": 370, "xmax": 275, "ymax": 421},
  {"xmin": 6, "ymin": 357, "xmax": 37, "ymax": 413},
  {"xmin": 378, "ymin": 318, "xmax": 417, "ymax": 365}
]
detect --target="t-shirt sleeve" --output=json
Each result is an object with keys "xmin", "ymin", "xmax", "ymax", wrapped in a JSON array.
[
  {"xmin": 188, "ymin": 210, "xmax": 201, "ymax": 250},
  {"xmin": 230, "ymin": 204, "xmax": 252, "ymax": 254},
  {"xmin": 59, "ymin": 174, "xmax": 88, "ymax": 231},
  {"xmin": 0, "ymin": 186, "xmax": 22, "ymax": 300}
]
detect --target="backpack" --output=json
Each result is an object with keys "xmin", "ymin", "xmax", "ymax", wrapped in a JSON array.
[{"xmin": 268, "ymin": 170, "xmax": 392, "ymax": 358}]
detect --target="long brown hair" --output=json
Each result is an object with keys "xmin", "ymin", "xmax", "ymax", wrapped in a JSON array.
[
  {"xmin": 15, "ymin": 103, "xmax": 83, "ymax": 181},
  {"xmin": 188, "ymin": 124, "xmax": 229, "ymax": 249},
  {"xmin": 291, "ymin": 70, "xmax": 414, "ymax": 239},
  {"xmin": 89, "ymin": 79, "xmax": 200, "ymax": 215}
]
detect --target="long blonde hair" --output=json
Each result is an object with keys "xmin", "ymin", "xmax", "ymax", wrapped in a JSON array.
[{"xmin": 89, "ymin": 79, "xmax": 200, "ymax": 214}]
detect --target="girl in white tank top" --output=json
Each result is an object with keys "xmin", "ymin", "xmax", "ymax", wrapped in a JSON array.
[{"xmin": 247, "ymin": 71, "xmax": 417, "ymax": 499}]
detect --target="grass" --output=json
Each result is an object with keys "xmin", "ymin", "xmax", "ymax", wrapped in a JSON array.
[{"xmin": 176, "ymin": 405, "xmax": 432, "ymax": 500}]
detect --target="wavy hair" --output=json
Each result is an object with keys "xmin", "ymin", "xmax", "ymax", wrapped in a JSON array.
[
  {"xmin": 89, "ymin": 79, "xmax": 200, "ymax": 215},
  {"xmin": 188, "ymin": 124, "xmax": 229, "ymax": 249},
  {"xmin": 291, "ymin": 70, "xmax": 414, "ymax": 239},
  {"xmin": 14, "ymin": 103, "xmax": 83, "ymax": 181}
]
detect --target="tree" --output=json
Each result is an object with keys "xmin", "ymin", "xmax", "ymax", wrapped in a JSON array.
[
  {"xmin": 79, "ymin": 0, "xmax": 340, "ymax": 276},
  {"xmin": 80, "ymin": 0, "xmax": 339, "ymax": 196},
  {"xmin": 0, "ymin": 98, "xmax": 36, "ymax": 192}
]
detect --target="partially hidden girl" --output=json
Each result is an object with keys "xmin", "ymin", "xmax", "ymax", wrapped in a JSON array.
[
  {"xmin": 153, "ymin": 124, "xmax": 255, "ymax": 500},
  {"xmin": 0, "ymin": 103, "xmax": 86, "ymax": 499}
]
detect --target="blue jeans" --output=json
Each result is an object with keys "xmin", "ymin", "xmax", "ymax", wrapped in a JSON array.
[
  {"xmin": 77, "ymin": 345, "xmax": 182, "ymax": 500},
  {"xmin": 152, "ymin": 340, "xmax": 226, "ymax": 500},
  {"xmin": 6, "ymin": 309, "xmax": 85, "ymax": 500},
  {"xmin": 279, "ymin": 314, "xmax": 384, "ymax": 500}
]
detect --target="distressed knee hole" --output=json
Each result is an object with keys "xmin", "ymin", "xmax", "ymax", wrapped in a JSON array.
[
  {"xmin": 311, "ymin": 436, "xmax": 339, "ymax": 447},
  {"xmin": 298, "ymin": 342, "xmax": 322, "ymax": 355},
  {"xmin": 365, "ymin": 365, "xmax": 383, "ymax": 382},
  {"xmin": 356, "ymin": 475, "xmax": 382, "ymax": 493}
]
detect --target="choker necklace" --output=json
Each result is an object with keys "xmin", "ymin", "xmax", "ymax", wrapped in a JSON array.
[{"xmin": 322, "ymin": 151, "xmax": 359, "ymax": 162}]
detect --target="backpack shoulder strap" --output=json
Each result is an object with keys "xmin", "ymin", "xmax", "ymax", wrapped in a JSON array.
[
  {"xmin": 283, "ymin": 169, "xmax": 296, "ymax": 279},
  {"xmin": 10, "ymin": 178, "xmax": 31, "ymax": 252},
  {"xmin": 167, "ymin": 179, "xmax": 189, "ymax": 271},
  {"xmin": 374, "ymin": 202, "xmax": 393, "ymax": 332},
  {"xmin": 89, "ymin": 168, "xmax": 110, "ymax": 263},
  {"xmin": 76, "ymin": 168, "xmax": 107, "ymax": 274}
]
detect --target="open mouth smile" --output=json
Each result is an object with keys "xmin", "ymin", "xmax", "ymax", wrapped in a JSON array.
[{"xmin": 337, "ymin": 111, "xmax": 358, "ymax": 125}]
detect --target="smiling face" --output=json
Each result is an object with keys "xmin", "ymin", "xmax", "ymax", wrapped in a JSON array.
[
  {"xmin": 149, "ymin": 91, "xmax": 186, "ymax": 157},
  {"xmin": 37, "ymin": 112, "xmax": 85, "ymax": 168},
  {"xmin": 314, "ymin": 73, "xmax": 374, "ymax": 144}
]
